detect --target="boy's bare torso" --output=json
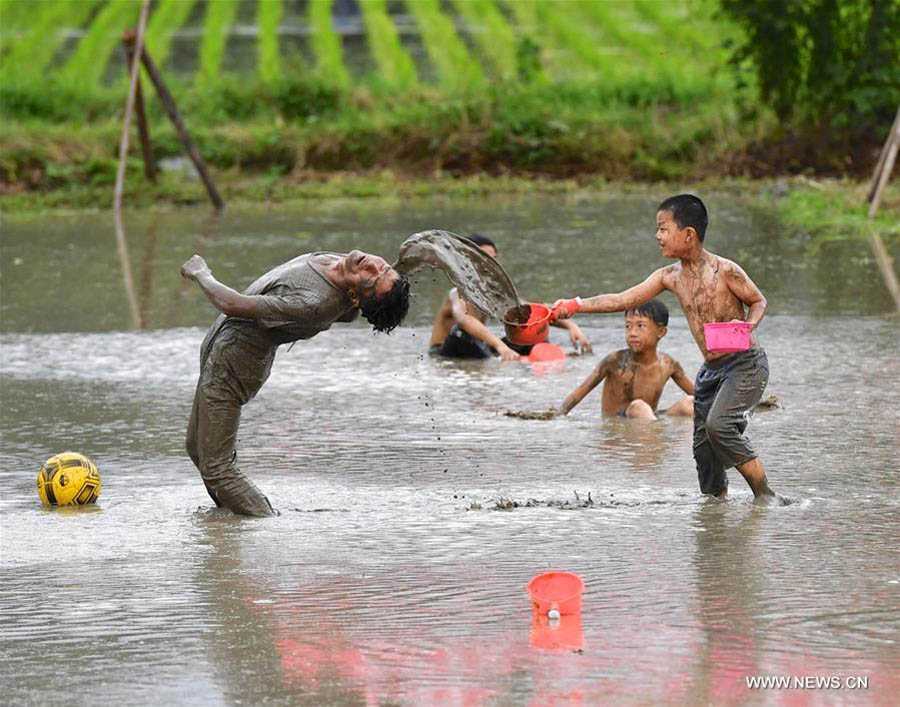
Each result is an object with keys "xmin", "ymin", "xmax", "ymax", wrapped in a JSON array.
[
  {"xmin": 599, "ymin": 349, "xmax": 685, "ymax": 415},
  {"xmin": 661, "ymin": 252, "xmax": 759, "ymax": 361}
]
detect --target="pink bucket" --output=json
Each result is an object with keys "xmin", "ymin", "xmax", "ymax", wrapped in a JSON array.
[{"xmin": 703, "ymin": 322, "xmax": 752, "ymax": 353}]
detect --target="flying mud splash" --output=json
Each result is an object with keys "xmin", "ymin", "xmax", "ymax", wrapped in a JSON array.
[{"xmin": 394, "ymin": 229, "xmax": 526, "ymax": 321}]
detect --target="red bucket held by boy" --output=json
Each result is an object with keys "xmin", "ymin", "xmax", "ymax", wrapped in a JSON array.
[{"xmin": 503, "ymin": 298, "xmax": 582, "ymax": 347}]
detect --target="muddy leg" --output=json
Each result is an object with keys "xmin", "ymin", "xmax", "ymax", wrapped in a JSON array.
[{"xmin": 195, "ymin": 388, "xmax": 276, "ymax": 517}]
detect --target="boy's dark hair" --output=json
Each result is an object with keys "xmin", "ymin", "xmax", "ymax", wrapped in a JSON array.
[
  {"xmin": 465, "ymin": 233, "xmax": 497, "ymax": 251},
  {"xmin": 359, "ymin": 272, "xmax": 411, "ymax": 334},
  {"xmin": 658, "ymin": 194, "xmax": 708, "ymax": 241},
  {"xmin": 625, "ymin": 299, "xmax": 669, "ymax": 327}
]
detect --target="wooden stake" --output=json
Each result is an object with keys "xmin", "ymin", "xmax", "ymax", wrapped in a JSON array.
[
  {"xmin": 867, "ymin": 105, "xmax": 900, "ymax": 203},
  {"xmin": 867, "ymin": 103, "xmax": 900, "ymax": 313},
  {"xmin": 122, "ymin": 30, "xmax": 157, "ymax": 182},
  {"xmin": 138, "ymin": 45, "xmax": 225, "ymax": 210},
  {"xmin": 868, "ymin": 119, "xmax": 898, "ymax": 219},
  {"xmin": 868, "ymin": 229, "xmax": 900, "ymax": 312},
  {"xmin": 113, "ymin": 0, "xmax": 151, "ymax": 330}
]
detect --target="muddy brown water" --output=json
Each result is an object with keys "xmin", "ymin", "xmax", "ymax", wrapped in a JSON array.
[{"xmin": 2, "ymin": 193, "xmax": 899, "ymax": 704}]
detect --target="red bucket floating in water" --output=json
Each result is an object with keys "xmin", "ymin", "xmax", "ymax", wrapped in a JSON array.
[
  {"xmin": 526, "ymin": 342, "xmax": 566, "ymax": 363},
  {"xmin": 526, "ymin": 571, "xmax": 584, "ymax": 616}
]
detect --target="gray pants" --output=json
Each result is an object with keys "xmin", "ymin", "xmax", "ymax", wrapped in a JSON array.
[
  {"xmin": 693, "ymin": 348, "xmax": 769, "ymax": 496},
  {"xmin": 185, "ymin": 339, "xmax": 277, "ymax": 517}
]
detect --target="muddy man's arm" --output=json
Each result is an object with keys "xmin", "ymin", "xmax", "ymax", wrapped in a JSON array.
[{"xmin": 181, "ymin": 254, "xmax": 257, "ymax": 319}]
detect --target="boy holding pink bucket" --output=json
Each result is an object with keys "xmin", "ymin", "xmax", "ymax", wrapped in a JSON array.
[{"xmin": 552, "ymin": 194, "xmax": 779, "ymax": 504}]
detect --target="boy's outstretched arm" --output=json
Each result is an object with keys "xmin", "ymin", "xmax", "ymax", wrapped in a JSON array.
[
  {"xmin": 560, "ymin": 355, "xmax": 612, "ymax": 414},
  {"xmin": 724, "ymin": 261, "xmax": 767, "ymax": 329},
  {"xmin": 554, "ymin": 268, "xmax": 667, "ymax": 318},
  {"xmin": 671, "ymin": 360, "xmax": 695, "ymax": 395}
]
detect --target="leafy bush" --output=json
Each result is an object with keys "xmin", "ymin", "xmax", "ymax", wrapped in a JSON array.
[
  {"xmin": 720, "ymin": 0, "xmax": 900, "ymax": 130},
  {"xmin": 269, "ymin": 75, "xmax": 343, "ymax": 120}
]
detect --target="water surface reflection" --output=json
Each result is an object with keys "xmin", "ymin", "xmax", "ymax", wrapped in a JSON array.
[{"xmin": 2, "ymin": 196, "xmax": 899, "ymax": 704}]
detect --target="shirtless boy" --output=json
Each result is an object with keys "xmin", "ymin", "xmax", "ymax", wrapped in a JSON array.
[
  {"xmin": 558, "ymin": 299, "xmax": 694, "ymax": 420},
  {"xmin": 553, "ymin": 194, "xmax": 777, "ymax": 503},
  {"xmin": 429, "ymin": 234, "xmax": 591, "ymax": 360}
]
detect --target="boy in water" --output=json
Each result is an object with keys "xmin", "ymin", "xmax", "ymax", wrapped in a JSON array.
[
  {"xmin": 557, "ymin": 299, "xmax": 694, "ymax": 420},
  {"xmin": 429, "ymin": 234, "xmax": 591, "ymax": 360},
  {"xmin": 553, "ymin": 194, "xmax": 777, "ymax": 503}
]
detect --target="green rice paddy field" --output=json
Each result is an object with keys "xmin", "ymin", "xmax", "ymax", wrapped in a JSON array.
[
  {"xmin": 0, "ymin": 0, "xmax": 894, "ymax": 232},
  {"xmin": 0, "ymin": 0, "xmax": 759, "ymax": 188}
]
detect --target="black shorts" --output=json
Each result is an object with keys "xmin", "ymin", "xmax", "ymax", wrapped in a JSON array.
[{"xmin": 431, "ymin": 325, "xmax": 494, "ymax": 359}]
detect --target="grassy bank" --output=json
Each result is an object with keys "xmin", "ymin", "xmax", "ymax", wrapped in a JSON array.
[
  {"xmin": 0, "ymin": 73, "xmax": 761, "ymax": 191},
  {"xmin": 2, "ymin": 0, "xmax": 890, "ymax": 206}
]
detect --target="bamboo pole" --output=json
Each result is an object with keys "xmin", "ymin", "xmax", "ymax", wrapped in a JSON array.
[
  {"xmin": 122, "ymin": 30, "xmax": 158, "ymax": 182},
  {"xmin": 866, "ymin": 103, "xmax": 900, "ymax": 313},
  {"xmin": 113, "ymin": 0, "xmax": 150, "ymax": 330},
  {"xmin": 138, "ymin": 44, "xmax": 225, "ymax": 210},
  {"xmin": 867, "ymin": 229, "xmax": 900, "ymax": 312},
  {"xmin": 867, "ymin": 116, "xmax": 899, "ymax": 219},
  {"xmin": 867, "ymin": 105, "xmax": 900, "ymax": 203}
]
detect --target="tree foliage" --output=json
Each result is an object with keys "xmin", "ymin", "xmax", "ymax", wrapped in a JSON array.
[{"xmin": 721, "ymin": 0, "xmax": 900, "ymax": 129}]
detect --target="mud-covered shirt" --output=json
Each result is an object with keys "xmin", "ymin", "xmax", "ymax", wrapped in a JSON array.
[{"xmin": 198, "ymin": 253, "xmax": 358, "ymax": 403}]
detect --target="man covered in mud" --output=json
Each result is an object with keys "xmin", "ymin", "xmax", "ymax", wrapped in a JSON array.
[
  {"xmin": 556, "ymin": 299, "xmax": 694, "ymax": 420},
  {"xmin": 428, "ymin": 234, "xmax": 592, "ymax": 360},
  {"xmin": 553, "ymin": 194, "xmax": 779, "ymax": 504},
  {"xmin": 182, "ymin": 250, "xmax": 410, "ymax": 517}
]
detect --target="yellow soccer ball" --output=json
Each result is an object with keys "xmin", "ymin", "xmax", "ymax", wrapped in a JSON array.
[{"xmin": 37, "ymin": 452, "xmax": 102, "ymax": 506}]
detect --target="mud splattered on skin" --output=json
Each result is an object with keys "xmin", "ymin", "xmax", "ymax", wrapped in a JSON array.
[{"xmin": 661, "ymin": 252, "xmax": 758, "ymax": 360}]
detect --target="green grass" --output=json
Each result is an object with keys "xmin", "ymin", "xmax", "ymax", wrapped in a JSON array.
[
  {"xmin": 61, "ymin": 0, "xmax": 139, "ymax": 87},
  {"xmin": 404, "ymin": 0, "xmax": 485, "ymax": 93},
  {"xmin": 1, "ymin": 0, "xmax": 870, "ymax": 204},
  {"xmin": 197, "ymin": 0, "xmax": 241, "ymax": 85},
  {"xmin": 449, "ymin": 0, "xmax": 517, "ymax": 81},
  {"xmin": 256, "ymin": 0, "xmax": 283, "ymax": 82},
  {"xmin": 770, "ymin": 179, "xmax": 900, "ymax": 252},
  {"xmin": 2, "ymin": 0, "xmax": 100, "ymax": 77},
  {"xmin": 308, "ymin": 0, "xmax": 349, "ymax": 87},
  {"xmin": 532, "ymin": 0, "xmax": 617, "ymax": 81},
  {"xmin": 0, "ymin": 0, "xmax": 34, "ymax": 30},
  {"xmin": 359, "ymin": 0, "xmax": 417, "ymax": 90},
  {"xmin": 145, "ymin": 0, "xmax": 198, "ymax": 71}
]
